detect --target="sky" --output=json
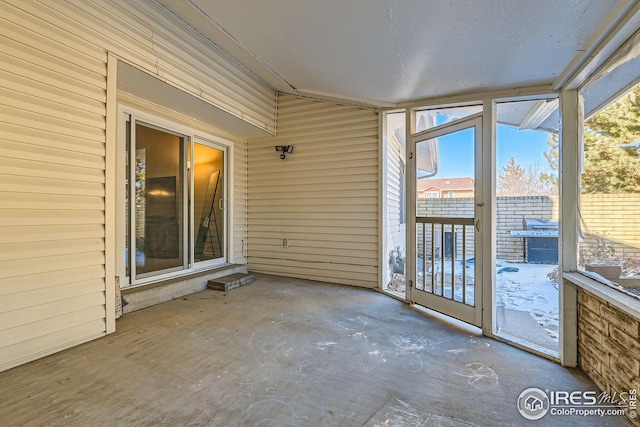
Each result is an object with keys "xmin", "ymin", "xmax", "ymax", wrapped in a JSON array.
[{"xmin": 429, "ymin": 124, "xmax": 555, "ymax": 179}]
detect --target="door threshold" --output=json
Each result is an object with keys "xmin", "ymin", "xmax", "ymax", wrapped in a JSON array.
[
  {"xmin": 410, "ymin": 303, "xmax": 482, "ymax": 336},
  {"xmin": 378, "ymin": 288, "xmax": 407, "ymax": 303},
  {"xmin": 491, "ymin": 331, "xmax": 559, "ymax": 362}
]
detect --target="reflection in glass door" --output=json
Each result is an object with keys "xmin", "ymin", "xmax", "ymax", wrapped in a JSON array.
[{"xmin": 130, "ymin": 122, "xmax": 187, "ymax": 279}]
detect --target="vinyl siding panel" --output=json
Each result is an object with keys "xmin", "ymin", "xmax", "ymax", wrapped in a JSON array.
[
  {"xmin": 0, "ymin": 55, "xmax": 106, "ymax": 103},
  {"xmin": 383, "ymin": 143, "xmax": 406, "ymax": 289},
  {"xmin": 247, "ymin": 95, "xmax": 379, "ymax": 288},
  {"xmin": 1, "ymin": 127, "xmax": 104, "ymax": 166},
  {"xmin": 0, "ymin": 238, "xmax": 105, "ymax": 261},
  {"xmin": 385, "ymin": 130, "xmax": 406, "ymax": 261},
  {"xmin": 0, "ymin": 291, "xmax": 105, "ymax": 331},
  {"xmin": 0, "ymin": 319, "xmax": 107, "ymax": 372},
  {"xmin": 0, "ymin": 0, "xmax": 262, "ymax": 371},
  {"xmin": 1, "ymin": 266, "xmax": 106, "ymax": 297}
]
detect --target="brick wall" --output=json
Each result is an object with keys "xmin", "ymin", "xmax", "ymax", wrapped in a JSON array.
[
  {"xmin": 577, "ymin": 287, "xmax": 640, "ymax": 426},
  {"xmin": 417, "ymin": 198, "xmax": 475, "ymax": 259},
  {"xmin": 418, "ymin": 196, "xmax": 557, "ymax": 260},
  {"xmin": 496, "ymin": 196, "xmax": 557, "ymax": 260},
  {"xmin": 581, "ymin": 194, "xmax": 640, "ymax": 263},
  {"xmin": 418, "ymin": 197, "xmax": 475, "ymax": 217},
  {"xmin": 417, "ymin": 194, "xmax": 640, "ymax": 262}
]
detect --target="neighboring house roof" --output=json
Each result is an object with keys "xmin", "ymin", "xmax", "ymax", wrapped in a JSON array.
[{"xmin": 417, "ymin": 177, "xmax": 474, "ymax": 192}]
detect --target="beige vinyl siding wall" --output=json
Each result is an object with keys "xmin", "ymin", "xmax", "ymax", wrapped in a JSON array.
[
  {"xmin": 0, "ymin": 0, "xmax": 269, "ymax": 371},
  {"xmin": 3, "ymin": 0, "xmax": 276, "ymax": 134},
  {"xmin": 247, "ymin": 95, "xmax": 379, "ymax": 288},
  {"xmin": 384, "ymin": 126, "xmax": 406, "ymax": 286},
  {"xmin": 0, "ymin": 1, "xmax": 109, "ymax": 371}
]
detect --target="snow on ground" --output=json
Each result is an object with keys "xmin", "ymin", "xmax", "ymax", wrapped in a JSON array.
[
  {"xmin": 496, "ymin": 259, "xmax": 559, "ymax": 341},
  {"xmin": 393, "ymin": 258, "xmax": 559, "ymax": 342},
  {"xmin": 412, "ymin": 257, "xmax": 559, "ymax": 341}
]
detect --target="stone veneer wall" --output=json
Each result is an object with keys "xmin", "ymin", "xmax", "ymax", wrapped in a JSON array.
[{"xmin": 576, "ymin": 287, "xmax": 640, "ymax": 426}]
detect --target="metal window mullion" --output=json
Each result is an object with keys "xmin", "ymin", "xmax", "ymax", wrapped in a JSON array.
[
  {"xmin": 451, "ymin": 224, "xmax": 456, "ymax": 301},
  {"xmin": 440, "ymin": 224, "xmax": 445, "ymax": 296},
  {"xmin": 182, "ymin": 140, "xmax": 190, "ymax": 270},
  {"xmin": 431, "ymin": 222, "xmax": 435, "ymax": 293},
  {"xmin": 188, "ymin": 137, "xmax": 194, "ymax": 269},
  {"xmin": 462, "ymin": 224, "xmax": 467, "ymax": 304},
  {"xmin": 422, "ymin": 223, "xmax": 426, "ymax": 291},
  {"xmin": 130, "ymin": 119, "xmax": 137, "ymax": 283}
]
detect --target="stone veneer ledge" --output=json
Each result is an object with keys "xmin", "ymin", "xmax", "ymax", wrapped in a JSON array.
[{"xmin": 565, "ymin": 273, "xmax": 640, "ymax": 427}]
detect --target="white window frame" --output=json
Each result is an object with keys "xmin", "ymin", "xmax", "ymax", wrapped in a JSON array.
[{"xmin": 192, "ymin": 137, "xmax": 229, "ymax": 271}]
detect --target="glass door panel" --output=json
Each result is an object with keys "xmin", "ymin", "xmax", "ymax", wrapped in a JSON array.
[
  {"xmin": 132, "ymin": 122, "xmax": 186, "ymax": 279},
  {"xmin": 193, "ymin": 143, "xmax": 225, "ymax": 263},
  {"xmin": 495, "ymin": 99, "xmax": 559, "ymax": 356}
]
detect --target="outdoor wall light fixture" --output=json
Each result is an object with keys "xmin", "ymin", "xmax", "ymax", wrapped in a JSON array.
[{"xmin": 274, "ymin": 145, "xmax": 294, "ymax": 159}]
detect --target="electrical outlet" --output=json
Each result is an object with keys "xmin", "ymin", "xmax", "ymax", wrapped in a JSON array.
[{"xmin": 281, "ymin": 238, "xmax": 289, "ymax": 248}]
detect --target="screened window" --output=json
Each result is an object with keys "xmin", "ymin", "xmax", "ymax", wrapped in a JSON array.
[
  {"xmin": 577, "ymin": 36, "xmax": 640, "ymax": 302},
  {"xmin": 577, "ymin": 84, "xmax": 640, "ymax": 300}
]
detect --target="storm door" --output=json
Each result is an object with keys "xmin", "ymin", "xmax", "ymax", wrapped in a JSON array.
[{"xmin": 409, "ymin": 115, "xmax": 483, "ymax": 327}]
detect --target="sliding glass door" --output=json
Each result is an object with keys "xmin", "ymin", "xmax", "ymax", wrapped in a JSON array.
[{"xmin": 123, "ymin": 113, "xmax": 228, "ymax": 287}]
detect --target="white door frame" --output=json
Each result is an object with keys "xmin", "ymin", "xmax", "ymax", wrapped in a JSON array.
[
  {"xmin": 116, "ymin": 104, "xmax": 233, "ymax": 289},
  {"xmin": 407, "ymin": 113, "xmax": 484, "ymax": 327}
]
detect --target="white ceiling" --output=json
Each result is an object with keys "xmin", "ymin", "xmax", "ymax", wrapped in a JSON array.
[{"xmin": 156, "ymin": 0, "xmax": 633, "ymax": 107}]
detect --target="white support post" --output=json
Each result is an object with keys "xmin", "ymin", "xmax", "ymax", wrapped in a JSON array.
[
  {"xmin": 105, "ymin": 53, "xmax": 117, "ymax": 334},
  {"xmin": 379, "ymin": 112, "xmax": 387, "ymax": 291},
  {"xmin": 481, "ymin": 99, "xmax": 496, "ymax": 333},
  {"xmin": 405, "ymin": 109, "xmax": 416, "ymax": 303},
  {"xmin": 559, "ymin": 89, "xmax": 581, "ymax": 367}
]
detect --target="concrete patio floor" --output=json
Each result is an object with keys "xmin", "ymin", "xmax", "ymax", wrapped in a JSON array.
[{"xmin": 0, "ymin": 274, "xmax": 630, "ymax": 426}]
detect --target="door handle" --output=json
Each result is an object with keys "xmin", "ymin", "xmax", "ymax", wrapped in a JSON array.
[
  {"xmin": 475, "ymin": 219, "xmax": 480, "ymax": 232},
  {"xmin": 219, "ymin": 199, "xmax": 224, "ymax": 210}
]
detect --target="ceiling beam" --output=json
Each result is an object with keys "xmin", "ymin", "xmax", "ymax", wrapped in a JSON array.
[{"xmin": 554, "ymin": 0, "xmax": 640, "ymax": 91}]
